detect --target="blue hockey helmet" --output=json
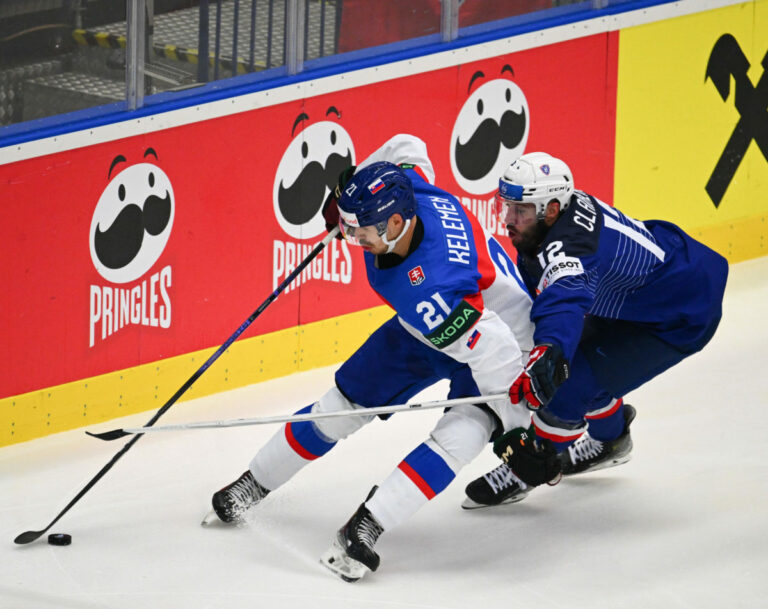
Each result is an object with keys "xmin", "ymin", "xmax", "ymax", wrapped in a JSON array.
[
  {"xmin": 337, "ymin": 162, "xmax": 417, "ymax": 253},
  {"xmin": 338, "ymin": 162, "xmax": 416, "ymax": 227}
]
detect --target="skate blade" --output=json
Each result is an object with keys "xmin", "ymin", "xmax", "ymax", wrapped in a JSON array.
[
  {"xmin": 461, "ymin": 497, "xmax": 489, "ymax": 510},
  {"xmin": 589, "ymin": 453, "xmax": 632, "ymax": 473},
  {"xmin": 563, "ymin": 454, "xmax": 632, "ymax": 477},
  {"xmin": 201, "ymin": 508, "xmax": 251, "ymax": 528},
  {"xmin": 201, "ymin": 510, "xmax": 220, "ymax": 527},
  {"xmin": 201, "ymin": 510, "xmax": 243, "ymax": 527},
  {"xmin": 461, "ymin": 490, "xmax": 530, "ymax": 510},
  {"xmin": 319, "ymin": 539, "xmax": 369, "ymax": 583}
]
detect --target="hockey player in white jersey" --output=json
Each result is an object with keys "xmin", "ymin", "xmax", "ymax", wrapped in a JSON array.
[
  {"xmin": 209, "ymin": 135, "xmax": 535, "ymax": 581},
  {"xmin": 463, "ymin": 152, "xmax": 728, "ymax": 508}
]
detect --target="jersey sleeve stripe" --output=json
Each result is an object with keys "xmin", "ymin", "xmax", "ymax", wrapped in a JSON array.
[
  {"xmin": 463, "ymin": 292, "xmax": 484, "ymax": 315},
  {"xmin": 604, "ymin": 215, "xmax": 665, "ymax": 262}
]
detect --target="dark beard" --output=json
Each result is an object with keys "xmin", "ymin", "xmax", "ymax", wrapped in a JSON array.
[{"xmin": 513, "ymin": 219, "xmax": 550, "ymax": 256}]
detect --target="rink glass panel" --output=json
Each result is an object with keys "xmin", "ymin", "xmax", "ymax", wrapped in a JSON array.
[{"xmin": 0, "ymin": 0, "xmax": 675, "ymax": 131}]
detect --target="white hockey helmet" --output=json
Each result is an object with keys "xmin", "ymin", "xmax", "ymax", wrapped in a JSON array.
[{"xmin": 496, "ymin": 152, "xmax": 574, "ymax": 220}]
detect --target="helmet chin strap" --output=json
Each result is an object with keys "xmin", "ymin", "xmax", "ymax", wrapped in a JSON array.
[{"xmin": 381, "ymin": 218, "xmax": 412, "ymax": 254}]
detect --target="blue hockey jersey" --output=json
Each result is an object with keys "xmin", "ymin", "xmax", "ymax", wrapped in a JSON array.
[
  {"xmin": 347, "ymin": 133, "xmax": 535, "ymax": 431},
  {"xmin": 517, "ymin": 191, "xmax": 729, "ymax": 361},
  {"xmin": 364, "ymin": 166, "xmax": 533, "ymax": 353},
  {"xmin": 348, "ymin": 154, "xmax": 534, "ymax": 431}
]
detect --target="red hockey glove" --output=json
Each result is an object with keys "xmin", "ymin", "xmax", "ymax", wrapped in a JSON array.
[
  {"xmin": 322, "ymin": 165, "xmax": 356, "ymax": 239},
  {"xmin": 509, "ymin": 343, "xmax": 570, "ymax": 410}
]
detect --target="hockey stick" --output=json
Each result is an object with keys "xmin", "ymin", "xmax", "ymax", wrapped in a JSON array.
[
  {"xmin": 87, "ymin": 393, "xmax": 508, "ymax": 440},
  {"xmin": 13, "ymin": 227, "xmax": 340, "ymax": 545}
]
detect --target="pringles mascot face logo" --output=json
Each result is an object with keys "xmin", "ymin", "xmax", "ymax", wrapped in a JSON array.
[
  {"xmin": 270, "ymin": 107, "xmax": 355, "ymax": 294},
  {"xmin": 90, "ymin": 148, "xmax": 174, "ymax": 283},
  {"xmin": 450, "ymin": 65, "xmax": 529, "ymax": 195},
  {"xmin": 88, "ymin": 147, "xmax": 174, "ymax": 347},
  {"xmin": 273, "ymin": 107, "xmax": 355, "ymax": 239}
]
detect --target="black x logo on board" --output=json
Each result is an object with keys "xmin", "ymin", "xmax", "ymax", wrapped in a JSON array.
[{"xmin": 705, "ymin": 34, "xmax": 768, "ymax": 207}]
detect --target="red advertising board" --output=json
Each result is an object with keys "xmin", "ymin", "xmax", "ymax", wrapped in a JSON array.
[{"xmin": 0, "ymin": 32, "xmax": 617, "ymax": 399}]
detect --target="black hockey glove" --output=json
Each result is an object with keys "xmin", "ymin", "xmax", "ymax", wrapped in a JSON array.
[
  {"xmin": 493, "ymin": 426, "xmax": 562, "ymax": 487},
  {"xmin": 509, "ymin": 343, "xmax": 570, "ymax": 410},
  {"xmin": 322, "ymin": 165, "xmax": 356, "ymax": 239}
]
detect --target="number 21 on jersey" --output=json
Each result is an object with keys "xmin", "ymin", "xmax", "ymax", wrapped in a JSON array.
[{"xmin": 416, "ymin": 292, "xmax": 452, "ymax": 330}]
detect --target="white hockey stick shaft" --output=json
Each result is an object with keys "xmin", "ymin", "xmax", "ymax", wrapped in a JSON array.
[{"xmin": 103, "ymin": 393, "xmax": 508, "ymax": 436}]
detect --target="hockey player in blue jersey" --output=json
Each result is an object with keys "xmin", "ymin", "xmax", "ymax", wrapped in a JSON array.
[
  {"xmin": 463, "ymin": 152, "xmax": 728, "ymax": 508},
  {"xmin": 209, "ymin": 135, "xmax": 536, "ymax": 581}
]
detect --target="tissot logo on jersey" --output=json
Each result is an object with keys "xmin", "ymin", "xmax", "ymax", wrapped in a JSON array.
[
  {"xmin": 428, "ymin": 196, "xmax": 472, "ymax": 265},
  {"xmin": 408, "ymin": 266, "xmax": 426, "ymax": 286},
  {"xmin": 88, "ymin": 149, "xmax": 175, "ymax": 347},
  {"xmin": 536, "ymin": 257, "xmax": 584, "ymax": 293}
]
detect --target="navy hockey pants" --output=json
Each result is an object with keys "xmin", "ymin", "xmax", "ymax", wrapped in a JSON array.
[{"xmin": 537, "ymin": 313, "xmax": 724, "ymax": 443}]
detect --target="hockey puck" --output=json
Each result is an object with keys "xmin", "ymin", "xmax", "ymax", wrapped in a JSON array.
[{"xmin": 47, "ymin": 533, "xmax": 72, "ymax": 546}]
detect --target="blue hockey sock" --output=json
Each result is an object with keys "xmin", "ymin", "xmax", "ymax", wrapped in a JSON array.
[
  {"xmin": 586, "ymin": 401, "xmax": 626, "ymax": 442},
  {"xmin": 284, "ymin": 405, "xmax": 337, "ymax": 460},
  {"xmin": 398, "ymin": 442, "xmax": 456, "ymax": 498}
]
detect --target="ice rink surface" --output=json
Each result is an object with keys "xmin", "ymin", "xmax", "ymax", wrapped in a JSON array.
[{"xmin": 2, "ymin": 257, "xmax": 767, "ymax": 609}]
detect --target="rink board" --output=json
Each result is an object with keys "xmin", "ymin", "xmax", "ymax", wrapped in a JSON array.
[
  {"xmin": 0, "ymin": 34, "xmax": 616, "ymax": 444},
  {"xmin": 614, "ymin": 1, "xmax": 768, "ymax": 260},
  {"xmin": 1, "ymin": 0, "xmax": 764, "ymax": 445}
]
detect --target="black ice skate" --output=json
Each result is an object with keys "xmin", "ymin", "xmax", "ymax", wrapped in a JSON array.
[
  {"xmin": 208, "ymin": 470, "xmax": 270, "ymax": 524},
  {"xmin": 561, "ymin": 404, "xmax": 637, "ymax": 476},
  {"xmin": 462, "ymin": 462, "xmax": 530, "ymax": 509},
  {"xmin": 320, "ymin": 494, "xmax": 384, "ymax": 582}
]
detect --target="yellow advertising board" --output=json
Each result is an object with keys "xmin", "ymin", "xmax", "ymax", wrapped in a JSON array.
[{"xmin": 615, "ymin": 1, "xmax": 768, "ymax": 261}]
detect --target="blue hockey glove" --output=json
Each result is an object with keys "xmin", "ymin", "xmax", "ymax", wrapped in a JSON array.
[
  {"xmin": 493, "ymin": 426, "xmax": 562, "ymax": 487},
  {"xmin": 322, "ymin": 165, "xmax": 356, "ymax": 239},
  {"xmin": 509, "ymin": 343, "xmax": 570, "ymax": 410}
]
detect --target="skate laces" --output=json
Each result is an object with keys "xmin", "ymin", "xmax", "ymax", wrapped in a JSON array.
[
  {"xmin": 484, "ymin": 463, "xmax": 521, "ymax": 493},
  {"xmin": 229, "ymin": 472, "xmax": 265, "ymax": 507},
  {"xmin": 357, "ymin": 513, "xmax": 384, "ymax": 550},
  {"xmin": 569, "ymin": 434, "xmax": 604, "ymax": 463}
]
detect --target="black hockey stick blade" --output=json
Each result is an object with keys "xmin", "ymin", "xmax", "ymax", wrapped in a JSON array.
[
  {"xmin": 85, "ymin": 429, "xmax": 130, "ymax": 441},
  {"xmin": 14, "ymin": 433, "xmax": 142, "ymax": 544},
  {"xmin": 14, "ymin": 230, "xmax": 339, "ymax": 545},
  {"xmin": 14, "ymin": 529, "xmax": 45, "ymax": 544}
]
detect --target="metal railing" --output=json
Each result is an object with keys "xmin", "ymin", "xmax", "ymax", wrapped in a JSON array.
[{"xmin": 0, "ymin": 0, "xmax": 653, "ymax": 128}]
